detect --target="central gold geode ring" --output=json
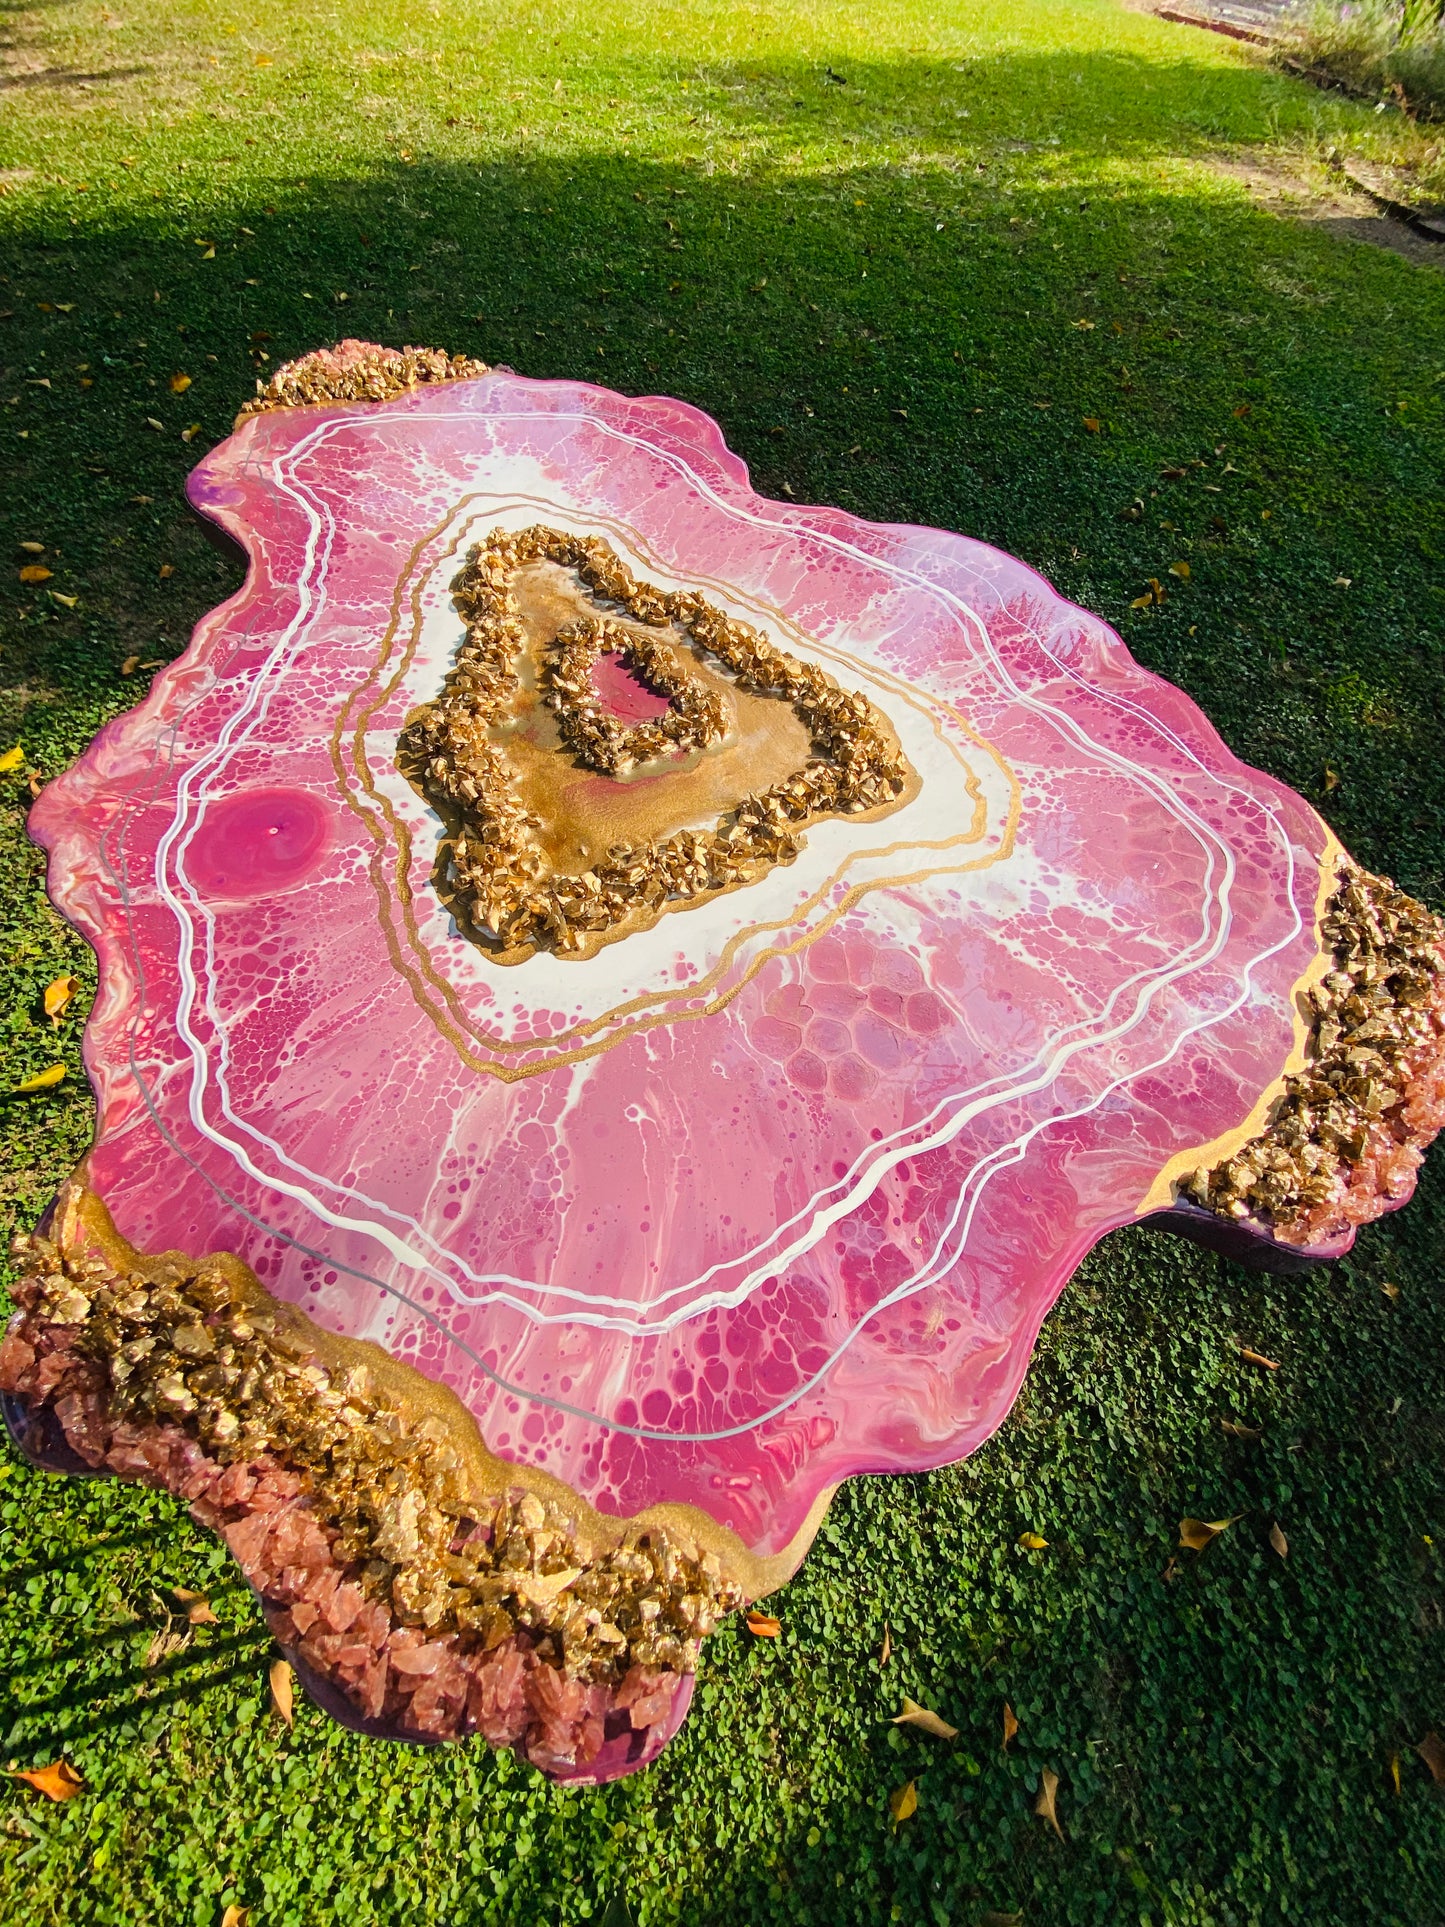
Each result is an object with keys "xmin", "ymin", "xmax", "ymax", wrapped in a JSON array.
[
  {"xmin": 398, "ymin": 525, "xmax": 917, "ymax": 962},
  {"xmin": 544, "ymin": 617, "xmax": 730, "ymax": 777}
]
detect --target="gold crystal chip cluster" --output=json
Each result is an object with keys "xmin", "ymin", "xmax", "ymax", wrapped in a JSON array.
[
  {"xmin": 400, "ymin": 525, "xmax": 911, "ymax": 957},
  {"xmin": 1186, "ymin": 865, "xmax": 1445, "ymax": 1238},
  {"xmin": 11, "ymin": 1229, "xmax": 742, "ymax": 1682},
  {"xmin": 238, "ymin": 342, "xmax": 490, "ymax": 419}
]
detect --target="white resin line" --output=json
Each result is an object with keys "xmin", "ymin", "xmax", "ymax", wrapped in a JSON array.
[
  {"xmin": 147, "ymin": 402, "xmax": 1308, "ymax": 1338},
  {"xmin": 159, "ymin": 414, "xmax": 1280, "ymax": 1323}
]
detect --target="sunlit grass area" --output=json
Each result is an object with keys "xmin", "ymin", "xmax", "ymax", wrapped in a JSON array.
[{"xmin": 2, "ymin": 0, "xmax": 1444, "ymax": 1921}]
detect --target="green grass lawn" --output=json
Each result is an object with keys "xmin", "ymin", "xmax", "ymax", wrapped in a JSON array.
[{"xmin": 3, "ymin": 0, "xmax": 1445, "ymax": 1920}]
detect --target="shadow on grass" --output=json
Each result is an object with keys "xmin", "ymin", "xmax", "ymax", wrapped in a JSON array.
[{"xmin": 2, "ymin": 76, "xmax": 1442, "ymax": 903}]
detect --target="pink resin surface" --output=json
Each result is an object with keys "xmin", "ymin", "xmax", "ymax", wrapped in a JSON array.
[{"xmin": 31, "ymin": 369, "xmax": 1346, "ymax": 1569}]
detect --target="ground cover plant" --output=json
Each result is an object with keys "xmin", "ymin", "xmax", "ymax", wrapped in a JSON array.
[{"xmin": 2, "ymin": 0, "xmax": 1445, "ymax": 1920}]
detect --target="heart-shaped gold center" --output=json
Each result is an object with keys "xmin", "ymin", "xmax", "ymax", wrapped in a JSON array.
[{"xmin": 399, "ymin": 526, "xmax": 917, "ymax": 961}]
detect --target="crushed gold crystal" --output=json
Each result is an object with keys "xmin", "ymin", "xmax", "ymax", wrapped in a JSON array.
[
  {"xmin": 4, "ymin": 1229, "xmax": 742, "ymax": 1683},
  {"xmin": 1185, "ymin": 864, "xmax": 1445, "ymax": 1244},
  {"xmin": 400, "ymin": 524, "xmax": 912, "ymax": 957},
  {"xmin": 238, "ymin": 340, "xmax": 490, "ymax": 419}
]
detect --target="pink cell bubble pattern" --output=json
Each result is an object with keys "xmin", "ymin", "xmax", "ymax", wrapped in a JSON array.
[{"xmin": 30, "ymin": 366, "xmax": 1350, "ymax": 1582}]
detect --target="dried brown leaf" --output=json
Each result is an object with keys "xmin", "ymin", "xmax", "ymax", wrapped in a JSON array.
[
  {"xmin": 1002, "ymin": 1702, "xmax": 1019, "ymax": 1750},
  {"xmin": 1081, "ymin": 416, "xmax": 1101, "ymax": 432},
  {"xmin": 173, "ymin": 1588, "xmax": 219, "ymax": 1625},
  {"xmin": 880, "ymin": 1622, "xmax": 891, "ymax": 1667},
  {"xmin": 1269, "ymin": 1522, "xmax": 1289, "ymax": 1560},
  {"xmin": 144, "ymin": 1627, "xmax": 190, "ymax": 1669},
  {"xmin": 1238, "ymin": 1345, "xmax": 1280, "ymax": 1370},
  {"xmin": 745, "ymin": 1610, "xmax": 781, "ymax": 1638},
  {"xmin": 888, "ymin": 1779, "xmax": 918, "ymax": 1824},
  {"xmin": 269, "ymin": 1657, "xmax": 294, "ymax": 1726},
  {"xmin": 1179, "ymin": 1514, "xmax": 1243, "ymax": 1552},
  {"xmin": 1416, "ymin": 1732, "xmax": 1445, "ymax": 1784},
  {"xmin": 892, "ymin": 1697, "xmax": 958, "ymax": 1741},
  {"xmin": 121, "ymin": 655, "xmax": 141, "ymax": 676},
  {"xmin": 1035, "ymin": 1766, "xmax": 1063, "ymax": 1839},
  {"xmin": 9, "ymin": 1760, "xmax": 84, "ymax": 1801},
  {"xmin": 1220, "ymin": 1419, "xmax": 1262, "ymax": 1440}
]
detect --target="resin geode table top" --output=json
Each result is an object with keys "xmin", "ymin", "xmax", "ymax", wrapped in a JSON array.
[{"xmin": 25, "ymin": 350, "xmax": 1436, "ymax": 1590}]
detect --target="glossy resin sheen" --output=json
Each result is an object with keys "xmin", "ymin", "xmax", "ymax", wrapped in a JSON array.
[{"xmin": 31, "ymin": 371, "xmax": 1340, "ymax": 1569}]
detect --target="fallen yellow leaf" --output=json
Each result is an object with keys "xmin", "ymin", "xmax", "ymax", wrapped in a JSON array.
[
  {"xmin": 1169, "ymin": 560, "xmax": 1191, "ymax": 580},
  {"xmin": 1324, "ymin": 767, "xmax": 1341, "ymax": 793},
  {"xmin": 892, "ymin": 1697, "xmax": 959, "ymax": 1741},
  {"xmin": 146, "ymin": 417, "xmax": 164, "ymax": 431},
  {"xmin": 221, "ymin": 1908, "xmax": 250, "ymax": 1927},
  {"xmin": 1179, "ymin": 1514, "xmax": 1243, "ymax": 1553},
  {"xmin": 1017, "ymin": 1532, "xmax": 1048, "ymax": 1551},
  {"xmin": 9, "ymin": 1760, "xmax": 84, "ymax": 1800},
  {"xmin": 1081, "ymin": 416, "xmax": 1101, "ymax": 433},
  {"xmin": 1333, "ymin": 575, "xmax": 1352, "ymax": 589},
  {"xmin": 169, "ymin": 372, "xmax": 192, "ymax": 393},
  {"xmin": 181, "ymin": 423, "xmax": 203, "ymax": 443},
  {"xmin": 269, "ymin": 1657, "xmax": 294, "ymax": 1726},
  {"xmin": 888, "ymin": 1779, "xmax": 918, "ymax": 1824},
  {"xmin": 1035, "ymin": 1766, "xmax": 1063, "ymax": 1839},
  {"xmin": 254, "ymin": 51, "xmax": 272, "ymax": 64},
  {"xmin": 43, "ymin": 976, "xmax": 78, "ymax": 1025},
  {"xmin": 1269, "ymin": 1522, "xmax": 1289, "ymax": 1560},
  {"xmin": 49, "ymin": 591, "xmax": 78, "ymax": 609},
  {"xmin": 19, "ymin": 564, "xmax": 53, "ymax": 584},
  {"xmin": 880, "ymin": 1622, "xmax": 891, "ymax": 1667},
  {"xmin": 121, "ymin": 655, "xmax": 141, "ymax": 676},
  {"xmin": 1381, "ymin": 1280, "xmax": 1400, "ymax": 1300},
  {"xmin": 1072, "ymin": 317, "xmax": 1095, "ymax": 330},
  {"xmin": 1233, "ymin": 403, "xmax": 1252, "ymax": 418},
  {"xmin": 159, "ymin": 564, "xmax": 175, "ymax": 578},
  {"xmin": 1390, "ymin": 1750, "xmax": 1401, "ymax": 1795},
  {"xmin": 1002, "ymin": 1701, "xmax": 1019, "ymax": 1750},
  {"xmin": 0, "ymin": 745, "xmax": 24, "ymax": 774},
  {"xmin": 19, "ymin": 541, "xmax": 44, "ymax": 554},
  {"xmin": 1220, "ymin": 1418, "xmax": 1261, "ymax": 1440},
  {"xmin": 745, "ymin": 1610, "xmax": 781, "ymax": 1638},
  {"xmin": 1416, "ymin": 1732, "xmax": 1445, "ymax": 1784},
  {"xmin": 17, "ymin": 1064, "xmax": 66, "ymax": 1092}
]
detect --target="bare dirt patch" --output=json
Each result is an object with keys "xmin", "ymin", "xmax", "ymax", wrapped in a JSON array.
[{"xmin": 1214, "ymin": 152, "xmax": 1444, "ymax": 267}]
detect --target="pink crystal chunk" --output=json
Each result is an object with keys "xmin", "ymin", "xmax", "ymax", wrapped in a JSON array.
[{"xmin": 23, "ymin": 356, "xmax": 1427, "ymax": 1768}]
